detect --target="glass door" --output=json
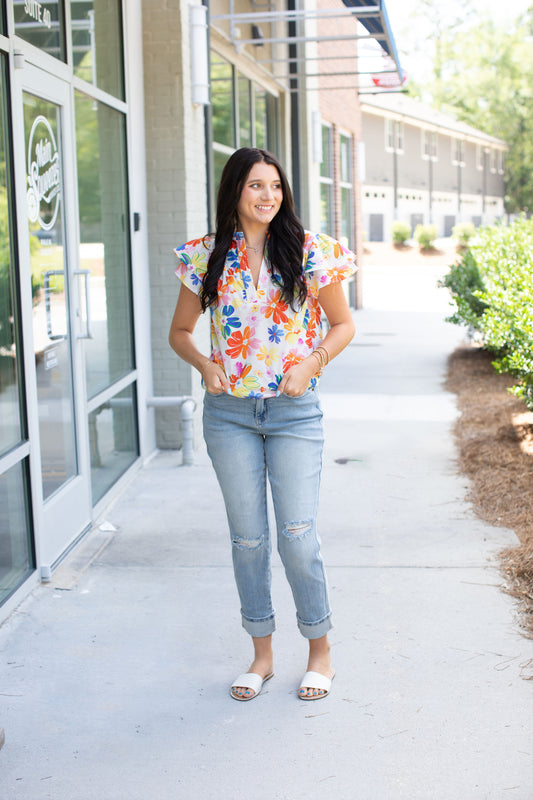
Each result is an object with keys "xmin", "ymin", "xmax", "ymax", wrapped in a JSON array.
[{"xmin": 13, "ymin": 64, "xmax": 91, "ymax": 569}]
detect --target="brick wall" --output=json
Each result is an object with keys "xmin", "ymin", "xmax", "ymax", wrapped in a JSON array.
[{"xmin": 142, "ymin": 0, "xmax": 210, "ymax": 449}]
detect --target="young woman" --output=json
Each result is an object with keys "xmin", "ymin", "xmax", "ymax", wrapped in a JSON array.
[{"xmin": 169, "ymin": 147, "xmax": 356, "ymax": 701}]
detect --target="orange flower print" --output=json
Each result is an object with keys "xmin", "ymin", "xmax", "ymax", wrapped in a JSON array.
[
  {"xmin": 225, "ymin": 326, "xmax": 259, "ymax": 359},
  {"xmin": 264, "ymin": 290, "xmax": 289, "ymax": 325},
  {"xmin": 282, "ymin": 352, "xmax": 301, "ymax": 372},
  {"xmin": 229, "ymin": 363, "xmax": 252, "ymax": 390}
]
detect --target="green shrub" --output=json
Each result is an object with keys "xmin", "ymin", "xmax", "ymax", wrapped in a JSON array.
[
  {"xmin": 452, "ymin": 221, "xmax": 476, "ymax": 248},
  {"xmin": 391, "ymin": 221, "xmax": 411, "ymax": 245},
  {"xmin": 440, "ymin": 217, "xmax": 533, "ymax": 410},
  {"xmin": 439, "ymin": 248, "xmax": 488, "ymax": 330},
  {"xmin": 414, "ymin": 223, "xmax": 438, "ymax": 251}
]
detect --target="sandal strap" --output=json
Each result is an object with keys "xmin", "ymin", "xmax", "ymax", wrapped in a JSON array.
[
  {"xmin": 299, "ymin": 670, "xmax": 333, "ymax": 692},
  {"xmin": 231, "ymin": 672, "xmax": 264, "ymax": 694}
]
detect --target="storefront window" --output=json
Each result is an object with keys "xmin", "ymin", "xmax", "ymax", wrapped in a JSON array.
[
  {"xmin": 71, "ymin": 0, "xmax": 125, "ymax": 100},
  {"xmin": 320, "ymin": 125, "xmax": 333, "ymax": 234},
  {"xmin": 24, "ymin": 93, "xmax": 78, "ymax": 501},
  {"xmin": 254, "ymin": 87, "xmax": 267, "ymax": 150},
  {"xmin": 74, "ymin": 92, "xmax": 134, "ymax": 400},
  {"xmin": 14, "ymin": 0, "xmax": 66, "ymax": 62},
  {"xmin": 0, "ymin": 462, "xmax": 34, "ymax": 605},
  {"xmin": 340, "ymin": 133, "xmax": 353, "ymax": 246},
  {"xmin": 238, "ymin": 74, "xmax": 252, "ymax": 147},
  {"xmin": 0, "ymin": 63, "xmax": 22, "ymax": 457},
  {"xmin": 211, "ymin": 53, "xmax": 234, "ymax": 149},
  {"xmin": 89, "ymin": 384, "xmax": 138, "ymax": 503},
  {"xmin": 210, "ymin": 52, "xmax": 279, "ymax": 209}
]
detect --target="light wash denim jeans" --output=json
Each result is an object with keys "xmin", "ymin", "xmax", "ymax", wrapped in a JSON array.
[{"xmin": 203, "ymin": 388, "xmax": 332, "ymax": 640}]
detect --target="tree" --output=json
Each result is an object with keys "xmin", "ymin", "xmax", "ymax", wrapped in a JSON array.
[{"xmin": 407, "ymin": 4, "xmax": 533, "ymax": 213}]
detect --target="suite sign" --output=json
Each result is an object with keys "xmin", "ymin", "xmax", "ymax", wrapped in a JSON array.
[
  {"xmin": 26, "ymin": 115, "xmax": 61, "ymax": 231},
  {"xmin": 23, "ymin": 1, "xmax": 52, "ymax": 29}
]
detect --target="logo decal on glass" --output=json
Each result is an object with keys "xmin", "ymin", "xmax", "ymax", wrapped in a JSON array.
[{"xmin": 26, "ymin": 115, "xmax": 61, "ymax": 231}]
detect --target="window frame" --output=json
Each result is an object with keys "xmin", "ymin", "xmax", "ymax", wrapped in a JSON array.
[
  {"xmin": 339, "ymin": 131, "xmax": 353, "ymax": 247},
  {"xmin": 452, "ymin": 137, "xmax": 465, "ymax": 167},
  {"xmin": 319, "ymin": 122, "xmax": 334, "ymax": 235}
]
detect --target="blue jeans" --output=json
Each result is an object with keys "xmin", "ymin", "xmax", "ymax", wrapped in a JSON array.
[{"xmin": 203, "ymin": 389, "xmax": 332, "ymax": 640}]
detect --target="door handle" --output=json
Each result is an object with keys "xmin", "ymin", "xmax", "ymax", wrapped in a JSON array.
[
  {"xmin": 43, "ymin": 269, "xmax": 67, "ymax": 341},
  {"xmin": 74, "ymin": 269, "xmax": 93, "ymax": 339}
]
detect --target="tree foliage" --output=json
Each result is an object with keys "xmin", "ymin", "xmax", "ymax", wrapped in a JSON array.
[{"xmin": 406, "ymin": 2, "xmax": 533, "ymax": 213}]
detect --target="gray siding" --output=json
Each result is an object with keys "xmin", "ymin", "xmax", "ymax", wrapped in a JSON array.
[
  {"xmin": 397, "ymin": 123, "xmax": 426, "ymax": 189},
  {"xmin": 364, "ymin": 115, "xmax": 393, "ymax": 185},
  {"xmin": 462, "ymin": 142, "xmax": 481, "ymax": 194},
  {"xmin": 433, "ymin": 134, "xmax": 456, "ymax": 193}
]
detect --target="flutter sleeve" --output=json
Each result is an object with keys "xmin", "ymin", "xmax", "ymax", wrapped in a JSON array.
[
  {"xmin": 303, "ymin": 231, "xmax": 357, "ymax": 299},
  {"xmin": 174, "ymin": 236, "xmax": 213, "ymax": 296}
]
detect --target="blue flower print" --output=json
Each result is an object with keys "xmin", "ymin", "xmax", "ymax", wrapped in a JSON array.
[
  {"xmin": 305, "ymin": 248, "xmax": 317, "ymax": 270},
  {"xmin": 268, "ymin": 375, "xmax": 283, "ymax": 392},
  {"xmin": 226, "ymin": 248, "xmax": 240, "ymax": 268},
  {"xmin": 190, "ymin": 270, "xmax": 203, "ymax": 288},
  {"xmin": 268, "ymin": 324, "xmax": 282, "ymax": 344},
  {"xmin": 220, "ymin": 305, "xmax": 241, "ymax": 338},
  {"xmin": 241, "ymin": 271, "xmax": 252, "ymax": 291}
]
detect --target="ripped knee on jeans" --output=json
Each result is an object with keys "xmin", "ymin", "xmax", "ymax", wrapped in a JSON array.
[
  {"xmin": 282, "ymin": 518, "xmax": 313, "ymax": 541},
  {"xmin": 231, "ymin": 533, "xmax": 264, "ymax": 551}
]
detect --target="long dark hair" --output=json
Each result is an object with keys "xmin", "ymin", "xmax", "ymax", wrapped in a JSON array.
[{"xmin": 200, "ymin": 148, "xmax": 306, "ymax": 311}]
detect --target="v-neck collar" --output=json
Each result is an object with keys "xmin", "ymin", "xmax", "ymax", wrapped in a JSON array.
[{"xmin": 233, "ymin": 231, "xmax": 267, "ymax": 295}]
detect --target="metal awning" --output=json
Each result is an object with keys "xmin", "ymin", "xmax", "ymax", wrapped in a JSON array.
[
  {"xmin": 342, "ymin": 0, "xmax": 403, "ymax": 79},
  {"xmin": 210, "ymin": 0, "xmax": 404, "ymax": 93}
]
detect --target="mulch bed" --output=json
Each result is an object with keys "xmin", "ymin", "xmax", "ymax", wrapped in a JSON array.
[{"xmin": 445, "ymin": 345, "xmax": 533, "ymax": 637}]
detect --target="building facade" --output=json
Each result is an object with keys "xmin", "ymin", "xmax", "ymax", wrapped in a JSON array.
[
  {"xmin": 0, "ymin": 0, "xmax": 401, "ymax": 620},
  {"xmin": 360, "ymin": 94, "xmax": 507, "ymax": 242}
]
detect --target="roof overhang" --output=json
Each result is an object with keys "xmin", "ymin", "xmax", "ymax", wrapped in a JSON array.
[
  {"xmin": 209, "ymin": 0, "xmax": 404, "ymax": 94},
  {"xmin": 341, "ymin": 0, "xmax": 403, "ymax": 83}
]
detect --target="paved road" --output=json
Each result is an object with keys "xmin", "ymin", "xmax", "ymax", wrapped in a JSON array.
[{"xmin": 1, "ymin": 257, "xmax": 532, "ymax": 799}]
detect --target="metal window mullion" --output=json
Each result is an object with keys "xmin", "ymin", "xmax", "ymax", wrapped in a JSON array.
[
  {"xmin": 0, "ymin": 442, "xmax": 31, "ymax": 477},
  {"xmin": 86, "ymin": 372, "xmax": 138, "ymax": 415},
  {"xmin": 232, "ymin": 63, "xmax": 238, "ymax": 148},
  {"xmin": 72, "ymin": 75, "xmax": 127, "ymax": 114},
  {"xmin": 250, "ymin": 80, "xmax": 256, "ymax": 148}
]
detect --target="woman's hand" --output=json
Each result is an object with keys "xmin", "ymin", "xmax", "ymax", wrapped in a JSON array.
[
  {"xmin": 277, "ymin": 357, "xmax": 317, "ymax": 397},
  {"xmin": 201, "ymin": 360, "xmax": 230, "ymax": 394}
]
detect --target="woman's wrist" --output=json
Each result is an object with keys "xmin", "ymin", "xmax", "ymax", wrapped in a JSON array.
[{"xmin": 308, "ymin": 344, "xmax": 331, "ymax": 376}]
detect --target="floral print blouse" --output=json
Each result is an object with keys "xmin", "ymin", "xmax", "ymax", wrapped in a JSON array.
[{"xmin": 174, "ymin": 230, "xmax": 356, "ymax": 398}]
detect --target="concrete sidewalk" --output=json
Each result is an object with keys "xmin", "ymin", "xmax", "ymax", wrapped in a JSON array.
[{"xmin": 1, "ymin": 258, "xmax": 533, "ymax": 800}]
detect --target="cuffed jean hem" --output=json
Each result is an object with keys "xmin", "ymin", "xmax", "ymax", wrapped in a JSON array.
[
  {"xmin": 297, "ymin": 613, "xmax": 333, "ymax": 640},
  {"xmin": 242, "ymin": 613, "xmax": 276, "ymax": 638}
]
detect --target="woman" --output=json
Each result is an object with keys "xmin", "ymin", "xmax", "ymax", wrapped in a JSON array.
[{"xmin": 169, "ymin": 147, "xmax": 355, "ymax": 701}]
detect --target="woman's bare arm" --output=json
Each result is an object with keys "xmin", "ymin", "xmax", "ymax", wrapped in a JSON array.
[
  {"xmin": 169, "ymin": 285, "xmax": 230, "ymax": 394},
  {"xmin": 277, "ymin": 281, "xmax": 355, "ymax": 396}
]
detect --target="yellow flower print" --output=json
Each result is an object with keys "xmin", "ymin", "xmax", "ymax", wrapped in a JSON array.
[
  {"xmin": 283, "ymin": 318, "xmax": 301, "ymax": 345},
  {"xmin": 257, "ymin": 345, "xmax": 277, "ymax": 366}
]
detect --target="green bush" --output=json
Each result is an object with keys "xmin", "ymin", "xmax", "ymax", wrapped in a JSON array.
[
  {"xmin": 414, "ymin": 223, "xmax": 438, "ymax": 251},
  {"xmin": 439, "ymin": 248, "xmax": 488, "ymax": 330},
  {"xmin": 440, "ymin": 217, "xmax": 533, "ymax": 409},
  {"xmin": 452, "ymin": 221, "xmax": 476, "ymax": 248},
  {"xmin": 391, "ymin": 221, "xmax": 411, "ymax": 246}
]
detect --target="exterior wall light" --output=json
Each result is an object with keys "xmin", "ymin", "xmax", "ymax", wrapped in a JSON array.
[{"xmin": 190, "ymin": 4, "xmax": 210, "ymax": 106}]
